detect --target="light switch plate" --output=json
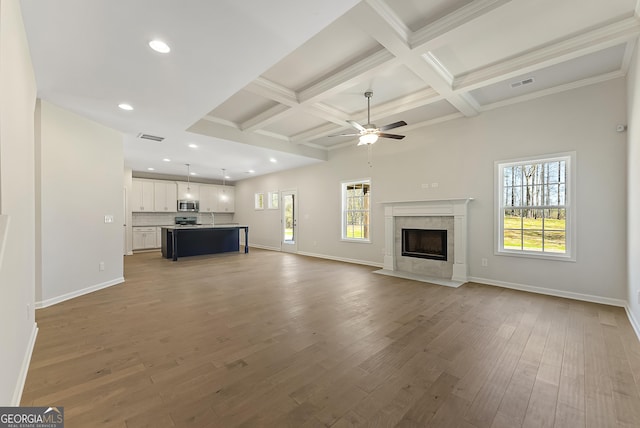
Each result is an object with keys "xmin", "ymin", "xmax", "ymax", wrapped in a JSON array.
[{"xmin": 104, "ymin": 215, "xmax": 114, "ymax": 223}]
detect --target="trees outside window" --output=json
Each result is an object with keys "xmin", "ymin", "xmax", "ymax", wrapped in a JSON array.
[
  {"xmin": 496, "ymin": 153, "xmax": 575, "ymax": 260},
  {"xmin": 342, "ymin": 180, "xmax": 371, "ymax": 242}
]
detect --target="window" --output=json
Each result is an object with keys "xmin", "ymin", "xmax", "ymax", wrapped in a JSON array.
[
  {"xmin": 342, "ymin": 179, "xmax": 371, "ymax": 242},
  {"xmin": 254, "ymin": 193, "xmax": 264, "ymax": 210},
  {"xmin": 496, "ymin": 153, "xmax": 575, "ymax": 260},
  {"xmin": 267, "ymin": 191, "xmax": 279, "ymax": 209}
]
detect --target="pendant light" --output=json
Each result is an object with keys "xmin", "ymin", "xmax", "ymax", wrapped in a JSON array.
[{"xmin": 220, "ymin": 168, "xmax": 228, "ymax": 202}]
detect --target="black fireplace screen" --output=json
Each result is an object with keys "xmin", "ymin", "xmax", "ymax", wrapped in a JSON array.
[{"xmin": 402, "ymin": 229, "xmax": 447, "ymax": 261}]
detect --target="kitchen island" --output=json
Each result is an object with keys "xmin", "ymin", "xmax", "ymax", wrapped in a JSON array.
[{"xmin": 161, "ymin": 224, "xmax": 249, "ymax": 261}]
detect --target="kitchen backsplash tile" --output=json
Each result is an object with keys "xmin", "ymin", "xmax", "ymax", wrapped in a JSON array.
[{"xmin": 132, "ymin": 212, "xmax": 234, "ymax": 226}]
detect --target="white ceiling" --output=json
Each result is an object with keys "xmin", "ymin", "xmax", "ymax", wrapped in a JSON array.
[{"xmin": 20, "ymin": 0, "xmax": 640, "ymax": 181}]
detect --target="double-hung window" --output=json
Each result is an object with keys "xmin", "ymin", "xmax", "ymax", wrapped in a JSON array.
[
  {"xmin": 496, "ymin": 153, "xmax": 575, "ymax": 260},
  {"xmin": 342, "ymin": 179, "xmax": 371, "ymax": 242}
]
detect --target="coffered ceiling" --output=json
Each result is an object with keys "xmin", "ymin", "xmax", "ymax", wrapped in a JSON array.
[{"xmin": 20, "ymin": 0, "xmax": 640, "ymax": 181}]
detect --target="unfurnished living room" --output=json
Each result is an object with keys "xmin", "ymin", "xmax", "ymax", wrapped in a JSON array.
[{"xmin": 3, "ymin": 0, "xmax": 640, "ymax": 427}]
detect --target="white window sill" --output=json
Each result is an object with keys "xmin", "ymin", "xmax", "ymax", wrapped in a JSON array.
[
  {"xmin": 496, "ymin": 249, "xmax": 575, "ymax": 262},
  {"xmin": 341, "ymin": 238, "xmax": 371, "ymax": 244}
]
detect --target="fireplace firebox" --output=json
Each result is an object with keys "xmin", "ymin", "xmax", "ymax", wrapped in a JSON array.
[{"xmin": 402, "ymin": 228, "xmax": 447, "ymax": 261}]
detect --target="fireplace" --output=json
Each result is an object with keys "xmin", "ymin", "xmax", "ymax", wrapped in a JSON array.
[
  {"xmin": 376, "ymin": 198, "xmax": 472, "ymax": 287},
  {"xmin": 402, "ymin": 229, "xmax": 447, "ymax": 261}
]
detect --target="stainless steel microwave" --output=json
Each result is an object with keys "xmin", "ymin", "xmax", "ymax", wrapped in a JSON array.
[{"xmin": 177, "ymin": 200, "xmax": 199, "ymax": 212}]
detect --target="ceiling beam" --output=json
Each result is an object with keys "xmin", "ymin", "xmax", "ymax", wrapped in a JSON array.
[
  {"xmin": 354, "ymin": 0, "xmax": 479, "ymax": 117},
  {"xmin": 188, "ymin": 118, "xmax": 327, "ymax": 161},
  {"xmin": 410, "ymin": 0, "xmax": 512, "ymax": 49}
]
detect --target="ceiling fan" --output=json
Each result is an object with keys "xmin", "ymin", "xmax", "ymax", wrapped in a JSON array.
[{"xmin": 329, "ymin": 91, "xmax": 407, "ymax": 145}]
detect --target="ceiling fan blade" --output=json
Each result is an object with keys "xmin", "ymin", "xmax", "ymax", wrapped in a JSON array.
[
  {"xmin": 328, "ymin": 132, "xmax": 361, "ymax": 137},
  {"xmin": 346, "ymin": 120, "xmax": 366, "ymax": 132},
  {"xmin": 378, "ymin": 120, "xmax": 407, "ymax": 131},
  {"xmin": 378, "ymin": 133, "xmax": 405, "ymax": 140}
]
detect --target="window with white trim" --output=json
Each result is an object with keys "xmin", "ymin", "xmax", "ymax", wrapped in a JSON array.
[
  {"xmin": 254, "ymin": 193, "xmax": 264, "ymax": 210},
  {"xmin": 496, "ymin": 153, "xmax": 575, "ymax": 260},
  {"xmin": 267, "ymin": 191, "xmax": 279, "ymax": 209},
  {"xmin": 342, "ymin": 179, "xmax": 371, "ymax": 242}
]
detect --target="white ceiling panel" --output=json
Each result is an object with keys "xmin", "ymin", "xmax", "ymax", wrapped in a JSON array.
[
  {"xmin": 322, "ymin": 65, "xmax": 430, "ymax": 115},
  {"xmin": 470, "ymin": 44, "xmax": 626, "ymax": 106},
  {"xmin": 208, "ymin": 90, "xmax": 278, "ymax": 125},
  {"xmin": 20, "ymin": 0, "xmax": 640, "ymax": 178},
  {"xmin": 385, "ymin": 0, "xmax": 474, "ymax": 32},
  {"xmin": 429, "ymin": 0, "xmax": 635, "ymax": 76},
  {"xmin": 261, "ymin": 12, "xmax": 380, "ymax": 91},
  {"xmin": 261, "ymin": 110, "xmax": 331, "ymax": 138}
]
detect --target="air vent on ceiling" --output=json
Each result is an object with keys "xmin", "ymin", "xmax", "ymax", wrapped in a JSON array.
[
  {"xmin": 510, "ymin": 77, "xmax": 535, "ymax": 89},
  {"xmin": 137, "ymin": 133, "xmax": 164, "ymax": 142}
]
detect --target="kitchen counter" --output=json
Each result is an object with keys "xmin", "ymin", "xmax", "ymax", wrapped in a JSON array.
[
  {"xmin": 161, "ymin": 224, "xmax": 248, "ymax": 261},
  {"xmin": 162, "ymin": 223, "xmax": 247, "ymax": 230}
]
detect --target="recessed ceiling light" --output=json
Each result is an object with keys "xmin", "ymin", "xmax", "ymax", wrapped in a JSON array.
[
  {"xmin": 147, "ymin": 167, "xmax": 155, "ymax": 171},
  {"xmin": 149, "ymin": 40, "xmax": 171, "ymax": 54},
  {"xmin": 188, "ymin": 143, "xmax": 198, "ymax": 149},
  {"xmin": 118, "ymin": 103, "xmax": 133, "ymax": 111},
  {"xmin": 269, "ymin": 158, "xmax": 277, "ymax": 163},
  {"xmin": 190, "ymin": 172, "xmax": 197, "ymax": 175},
  {"xmin": 162, "ymin": 158, "xmax": 171, "ymax": 162},
  {"xmin": 248, "ymin": 170, "xmax": 255, "ymax": 174},
  {"xmin": 224, "ymin": 175, "xmax": 231, "ymax": 179}
]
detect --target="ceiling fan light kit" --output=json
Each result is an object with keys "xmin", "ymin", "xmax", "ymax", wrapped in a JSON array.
[{"xmin": 329, "ymin": 91, "xmax": 407, "ymax": 146}]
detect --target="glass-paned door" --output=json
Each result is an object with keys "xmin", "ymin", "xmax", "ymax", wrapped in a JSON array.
[{"xmin": 282, "ymin": 190, "xmax": 298, "ymax": 253}]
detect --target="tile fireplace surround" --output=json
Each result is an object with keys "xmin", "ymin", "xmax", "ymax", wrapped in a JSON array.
[{"xmin": 375, "ymin": 198, "xmax": 473, "ymax": 287}]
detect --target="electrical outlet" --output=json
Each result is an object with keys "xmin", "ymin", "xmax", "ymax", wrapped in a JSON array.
[
  {"xmin": 431, "ymin": 182, "xmax": 439, "ymax": 188},
  {"xmin": 481, "ymin": 258, "xmax": 488, "ymax": 267},
  {"xmin": 104, "ymin": 215, "xmax": 114, "ymax": 223},
  {"xmin": 421, "ymin": 183, "xmax": 429, "ymax": 189},
  {"xmin": 99, "ymin": 262, "xmax": 105, "ymax": 271}
]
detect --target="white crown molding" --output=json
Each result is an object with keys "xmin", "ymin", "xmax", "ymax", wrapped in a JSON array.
[
  {"xmin": 411, "ymin": 0, "xmax": 513, "ymax": 49},
  {"xmin": 298, "ymin": 48, "xmax": 396, "ymax": 103},
  {"xmin": 201, "ymin": 115, "xmax": 239, "ymax": 129},
  {"xmin": 241, "ymin": 104, "xmax": 291, "ymax": 132},
  {"xmin": 622, "ymin": 38, "xmax": 638, "ymax": 74},
  {"xmin": 454, "ymin": 16, "xmax": 640, "ymax": 92},
  {"xmin": 479, "ymin": 70, "xmax": 625, "ymax": 112},
  {"xmin": 245, "ymin": 77, "xmax": 299, "ymax": 106},
  {"xmin": 362, "ymin": 0, "xmax": 411, "ymax": 46},
  {"xmin": 252, "ymin": 129, "xmax": 291, "ymax": 142}
]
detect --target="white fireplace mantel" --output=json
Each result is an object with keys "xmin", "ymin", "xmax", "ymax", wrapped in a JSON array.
[{"xmin": 375, "ymin": 198, "xmax": 473, "ymax": 287}]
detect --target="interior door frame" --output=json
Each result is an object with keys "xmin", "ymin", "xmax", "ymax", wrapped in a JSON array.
[{"xmin": 281, "ymin": 189, "xmax": 298, "ymax": 253}]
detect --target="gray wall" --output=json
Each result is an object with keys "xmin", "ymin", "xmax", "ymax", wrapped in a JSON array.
[
  {"xmin": 36, "ymin": 100, "xmax": 124, "ymax": 307},
  {"xmin": 235, "ymin": 78, "xmax": 628, "ymax": 304},
  {"xmin": 0, "ymin": 0, "xmax": 38, "ymax": 405},
  {"xmin": 626, "ymin": 43, "xmax": 640, "ymax": 332}
]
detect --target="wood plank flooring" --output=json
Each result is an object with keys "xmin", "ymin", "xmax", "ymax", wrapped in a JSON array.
[{"xmin": 21, "ymin": 250, "xmax": 640, "ymax": 427}]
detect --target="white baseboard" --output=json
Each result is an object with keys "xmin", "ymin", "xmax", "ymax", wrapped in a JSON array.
[
  {"xmin": 625, "ymin": 305, "xmax": 640, "ymax": 342},
  {"xmin": 248, "ymin": 243, "xmax": 282, "ymax": 252},
  {"xmin": 12, "ymin": 322, "xmax": 38, "ymax": 405},
  {"xmin": 469, "ymin": 276, "xmax": 627, "ymax": 307},
  {"xmin": 35, "ymin": 277, "xmax": 125, "ymax": 309},
  {"xmin": 297, "ymin": 251, "xmax": 383, "ymax": 268}
]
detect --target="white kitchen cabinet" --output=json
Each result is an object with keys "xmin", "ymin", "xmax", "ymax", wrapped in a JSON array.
[
  {"xmin": 156, "ymin": 227, "xmax": 162, "ymax": 247},
  {"xmin": 218, "ymin": 186, "xmax": 235, "ymax": 212},
  {"xmin": 131, "ymin": 179, "xmax": 154, "ymax": 212},
  {"xmin": 133, "ymin": 227, "xmax": 157, "ymax": 250},
  {"xmin": 199, "ymin": 185, "xmax": 219, "ymax": 213},
  {"xmin": 177, "ymin": 182, "xmax": 199, "ymax": 201},
  {"xmin": 154, "ymin": 181, "xmax": 177, "ymax": 212}
]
